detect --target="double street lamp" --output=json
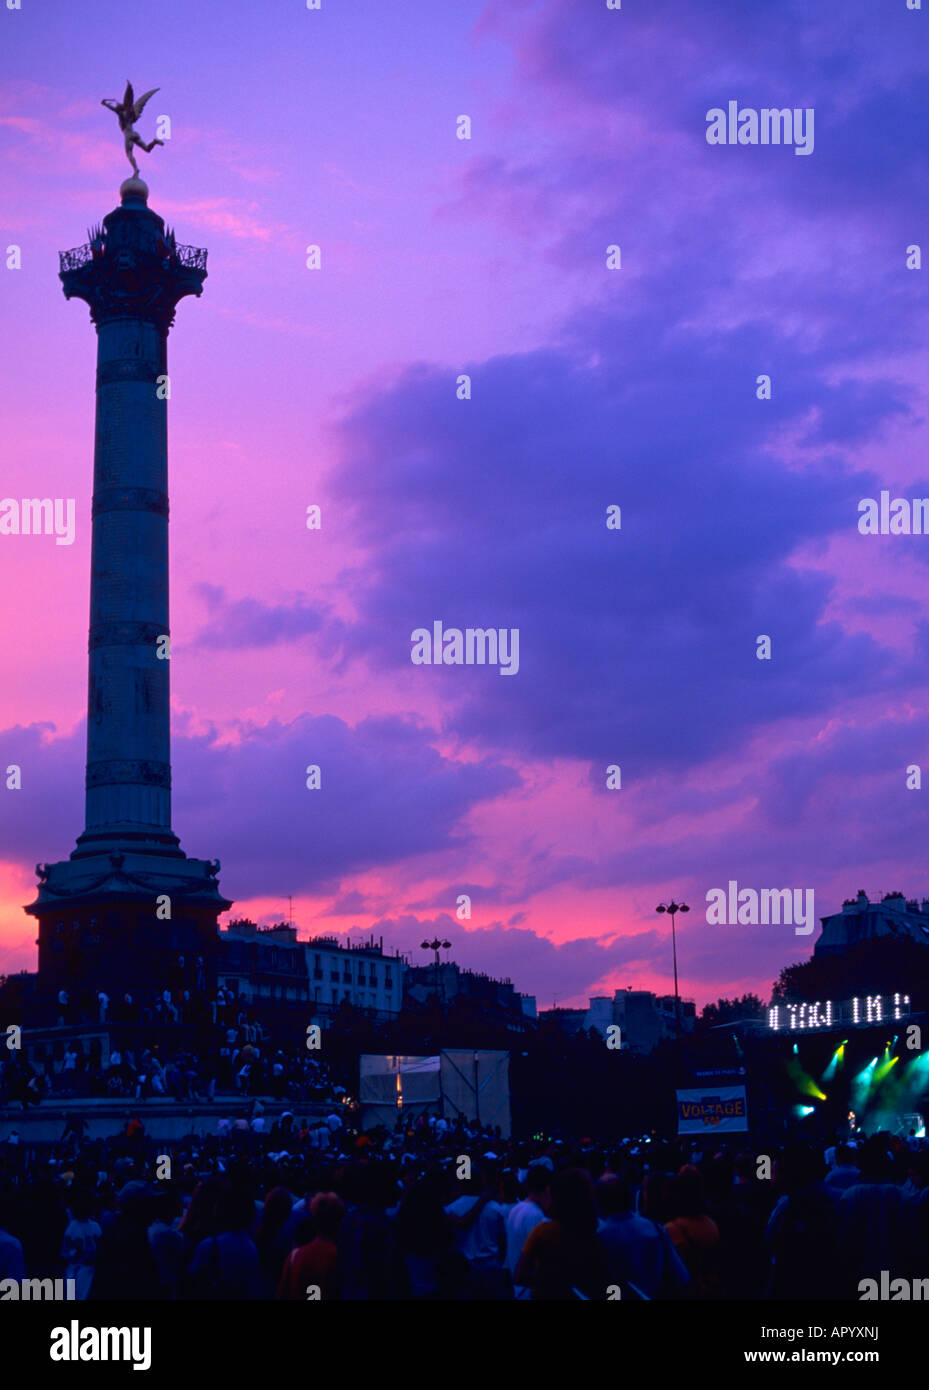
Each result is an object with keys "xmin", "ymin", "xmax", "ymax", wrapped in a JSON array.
[
  {"xmin": 421, "ymin": 937, "xmax": 451, "ymax": 1001},
  {"xmin": 655, "ymin": 900, "xmax": 689, "ymax": 1059}
]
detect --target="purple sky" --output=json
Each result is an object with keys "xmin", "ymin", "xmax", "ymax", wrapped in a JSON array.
[{"xmin": 1, "ymin": 0, "xmax": 928, "ymax": 1009}]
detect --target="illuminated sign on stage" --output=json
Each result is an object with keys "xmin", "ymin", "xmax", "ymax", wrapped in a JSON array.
[
  {"xmin": 677, "ymin": 1086, "xmax": 749, "ymax": 1134},
  {"xmin": 767, "ymin": 993, "xmax": 911, "ymax": 1032}
]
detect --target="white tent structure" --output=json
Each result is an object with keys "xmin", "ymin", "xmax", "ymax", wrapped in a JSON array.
[
  {"xmin": 359, "ymin": 1054, "xmax": 441, "ymax": 1131},
  {"xmin": 359, "ymin": 1050, "xmax": 511, "ymax": 1137},
  {"xmin": 440, "ymin": 1050, "xmax": 510, "ymax": 1137}
]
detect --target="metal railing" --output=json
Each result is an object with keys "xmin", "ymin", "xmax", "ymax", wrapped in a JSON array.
[
  {"xmin": 59, "ymin": 245, "xmax": 92, "ymax": 274},
  {"xmin": 174, "ymin": 243, "xmax": 207, "ymax": 271},
  {"xmin": 59, "ymin": 241, "xmax": 207, "ymax": 275}
]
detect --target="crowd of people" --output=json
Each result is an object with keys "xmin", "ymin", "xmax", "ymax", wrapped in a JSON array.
[
  {"xmin": 50, "ymin": 971, "xmax": 244, "ymax": 1029},
  {"xmin": 0, "ymin": 1114, "xmax": 926, "ymax": 1300},
  {"xmin": 0, "ymin": 1031, "xmax": 346, "ymax": 1107}
]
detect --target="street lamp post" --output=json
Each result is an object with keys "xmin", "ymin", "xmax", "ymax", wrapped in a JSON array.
[
  {"xmin": 656, "ymin": 900, "xmax": 689, "ymax": 1066},
  {"xmin": 421, "ymin": 938, "xmax": 451, "ymax": 1002}
]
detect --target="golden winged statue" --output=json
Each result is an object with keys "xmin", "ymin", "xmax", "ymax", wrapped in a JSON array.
[{"xmin": 101, "ymin": 81, "xmax": 164, "ymax": 176}]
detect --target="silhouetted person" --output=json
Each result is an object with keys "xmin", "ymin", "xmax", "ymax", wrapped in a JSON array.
[
  {"xmin": 256, "ymin": 1186, "xmax": 293, "ymax": 1294},
  {"xmin": 839, "ymin": 1136, "xmax": 908, "ymax": 1297},
  {"xmin": 338, "ymin": 1163, "xmax": 407, "ymax": 1300},
  {"xmin": 766, "ymin": 1145, "xmax": 840, "ymax": 1300},
  {"xmin": 394, "ymin": 1169, "xmax": 458, "ymax": 1299},
  {"xmin": 278, "ymin": 1191, "xmax": 345, "ymax": 1300},
  {"xmin": 664, "ymin": 1167, "xmax": 721, "ymax": 1299},
  {"xmin": 597, "ymin": 1172, "xmax": 689, "ymax": 1299},
  {"xmin": 515, "ymin": 1168, "xmax": 607, "ymax": 1300},
  {"xmin": 90, "ymin": 1181, "xmax": 162, "ymax": 1301},
  {"xmin": 187, "ymin": 1182, "xmax": 263, "ymax": 1300}
]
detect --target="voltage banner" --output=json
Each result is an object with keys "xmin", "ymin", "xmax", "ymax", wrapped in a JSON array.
[{"xmin": 676, "ymin": 1086, "xmax": 749, "ymax": 1134}]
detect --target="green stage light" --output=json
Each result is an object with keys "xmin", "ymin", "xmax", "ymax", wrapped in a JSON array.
[
  {"xmin": 786, "ymin": 1055, "xmax": 827, "ymax": 1100},
  {"xmin": 851, "ymin": 1057, "xmax": 879, "ymax": 1109},
  {"xmin": 875, "ymin": 1044, "xmax": 900, "ymax": 1085},
  {"xmin": 899, "ymin": 1052, "xmax": 929, "ymax": 1103},
  {"xmin": 822, "ymin": 1041, "xmax": 846, "ymax": 1083}
]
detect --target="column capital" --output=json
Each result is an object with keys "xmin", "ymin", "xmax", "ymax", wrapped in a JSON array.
[{"xmin": 59, "ymin": 199, "xmax": 207, "ymax": 333}]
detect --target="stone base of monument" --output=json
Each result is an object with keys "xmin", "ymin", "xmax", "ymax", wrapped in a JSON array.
[{"xmin": 25, "ymin": 852, "xmax": 231, "ymax": 1015}]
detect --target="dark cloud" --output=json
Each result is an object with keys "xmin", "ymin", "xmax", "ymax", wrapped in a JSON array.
[
  {"xmin": 191, "ymin": 583, "xmax": 332, "ymax": 649},
  {"xmin": 0, "ymin": 715, "xmax": 521, "ymax": 903},
  {"xmin": 326, "ymin": 314, "xmax": 908, "ymax": 771}
]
